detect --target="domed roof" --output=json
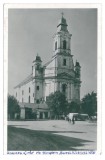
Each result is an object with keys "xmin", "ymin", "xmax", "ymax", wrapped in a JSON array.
[
  {"xmin": 57, "ymin": 14, "xmax": 68, "ymax": 28},
  {"xmin": 75, "ymin": 61, "xmax": 80, "ymax": 67},
  {"xmin": 33, "ymin": 54, "xmax": 42, "ymax": 62}
]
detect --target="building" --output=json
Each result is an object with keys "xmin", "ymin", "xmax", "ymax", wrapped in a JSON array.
[{"xmin": 14, "ymin": 14, "xmax": 81, "ymax": 119}]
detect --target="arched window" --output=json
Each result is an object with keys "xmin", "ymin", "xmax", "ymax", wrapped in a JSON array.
[
  {"xmin": 63, "ymin": 59, "xmax": 66, "ymax": 66},
  {"xmin": 36, "ymin": 64, "xmax": 40, "ymax": 70},
  {"xmin": 62, "ymin": 84, "xmax": 67, "ymax": 93},
  {"xmin": 55, "ymin": 41, "xmax": 57, "ymax": 50},
  {"xmin": 29, "ymin": 87, "xmax": 30, "ymax": 93},
  {"xmin": 36, "ymin": 99, "xmax": 39, "ymax": 104},
  {"xmin": 63, "ymin": 40, "xmax": 66, "ymax": 49},
  {"xmin": 29, "ymin": 96, "xmax": 30, "ymax": 103},
  {"xmin": 37, "ymin": 86, "xmax": 39, "ymax": 90}
]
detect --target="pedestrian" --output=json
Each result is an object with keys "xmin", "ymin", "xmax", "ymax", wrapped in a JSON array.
[
  {"xmin": 72, "ymin": 115, "xmax": 75, "ymax": 124},
  {"xmin": 68, "ymin": 113, "xmax": 73, "ymax": 123}
]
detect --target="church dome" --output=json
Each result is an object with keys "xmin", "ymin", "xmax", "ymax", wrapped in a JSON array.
[
  {"xmin": 75, "ymin": 61, "xmax": 80, "ymax": 67},
  {"xmin": 34, "ymin": 55, "xmax": 42, "ymax": 62},
  {"xmin": 57, "ymin": 15, "xmax": 68, "ymax": 27},
  {"xmin": 57, "ymin": 13, "xmax": 68, "ymax": 32}
]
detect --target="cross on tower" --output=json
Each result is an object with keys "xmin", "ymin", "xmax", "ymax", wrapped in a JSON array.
[{"xmin": 61, "ymin": 12, "xmax": 64, "ymax": 17}]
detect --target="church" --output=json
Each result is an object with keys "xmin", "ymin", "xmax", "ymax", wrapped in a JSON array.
[{"xmin": 14, "ymin": 14, "xmax": 81, "ymax": 119}]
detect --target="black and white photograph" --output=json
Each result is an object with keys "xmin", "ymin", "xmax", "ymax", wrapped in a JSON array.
[{"xmin": 4, "ymin": 4, "xmax": 99, "ymax": 153}]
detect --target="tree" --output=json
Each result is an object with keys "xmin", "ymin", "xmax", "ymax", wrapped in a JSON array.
[
  {"xmin": 46, "ymin": 91, "xmax": 68, "ymax": 119},
  {"xmin": 8, "ymin": 95, "xmax": 20, "ymax": 119},
  {"xmin": 67, "ymin": 101, "xmax": 80, "ymax": 113},
  {"xmin": 81, "ymin": 92, "xmax": 97, "ymax": 117}
]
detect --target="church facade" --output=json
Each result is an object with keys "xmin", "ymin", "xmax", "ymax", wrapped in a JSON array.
[{"xmin": 14, "ymin": 14, "xmax": 81, "ymax": 119}]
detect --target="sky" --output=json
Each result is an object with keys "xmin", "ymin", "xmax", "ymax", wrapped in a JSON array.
[{"xmin": 8, "ymin": 8, "xmax": 97, "ymax": 99}]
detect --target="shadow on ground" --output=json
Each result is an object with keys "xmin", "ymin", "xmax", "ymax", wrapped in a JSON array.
[{"xmin": 8, "ymin": 126, "xmax": 93, "ymax": 151}]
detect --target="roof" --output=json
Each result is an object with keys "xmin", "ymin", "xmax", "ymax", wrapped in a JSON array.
[
  {"xmin": 57, "ymin": 15, "xmax": 68, "ymax": 28},
  {"xmin": 75, "ymin": 61, "xmax": 80, "ymax": 67},
  {"xmin": 14, "ymin": 74, "xmax": 33, "ymax": 89},
  {"xmin": 33, "ymin": 55, "xmax": 42, "ymax": 63},
  {"xmin": 57, "ymin": 14, "xmax": 69, "ymax": 32},
  {"xmin": 44, "ymin": 56, "xmax": 56, "ymax": 67},
  {"xmin": 19, "ymin": 102, "xmax": 49, "ymax": 110}
]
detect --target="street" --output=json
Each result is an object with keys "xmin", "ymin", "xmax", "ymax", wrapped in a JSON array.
[{"xmin": 8, "ymin": 120, "xmax": 97, "ymax": 150}]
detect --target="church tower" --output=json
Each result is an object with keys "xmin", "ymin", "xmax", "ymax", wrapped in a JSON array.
[
  {"xmin": 51, "ymin": 13, "xmax": 81, "ymax": 102},
  {"xmin": 53, "ymin": 13, "xmax": 74, "ymax": 74},
  {"xmin": 53, "ymin": 13, "xmax": 72, "ymax": 56},
  {"xmin": 32, "ymin": 55, "xmax": 44, "ymax": 104},
  {"xmin": 44, "ymin": 13, "xmax": 81, "ymax": 103}
]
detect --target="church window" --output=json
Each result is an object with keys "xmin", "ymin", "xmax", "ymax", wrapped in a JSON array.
[
  {"xmin": 37, "ymin": 86, "xmax": 39, "ymax": 90},
  {"xmin": 55, "ymin": 41, "xmax": 57, "ymax": 50},
  {"xmin": 36, "ymin": 64, "xmax": 40, "ymax": 70},
  {"xmin": 63, "ymin": 40, "xmax": 66, "ymax": 49},
  {"xmin": 16, "ymin": 92, "xmax": 17, "ymax": 97},
  {"xmin": 33, "ymin": 93, "xmax": 34, "ymax": 97},
  {"xmin": 22, "ymin": 98, "xmax": 24, "ymax": 103},
  {"xmin": 62, "ymin": 84, "xmax": 66, "ymax": 93},
  {"xmin": 29, "ymin": 87, "xmax": 30, "ymax": 93},
  {"xmin": 29, "ymin": 96, "xmax": 30, "ymax": 103},
  {"xmin": 63, "ymin": 59, "xmax": 66, "ymax": 66},
  {"xmin": 36, "ymin": 99, "xmax": 39, "ymax": 104}
]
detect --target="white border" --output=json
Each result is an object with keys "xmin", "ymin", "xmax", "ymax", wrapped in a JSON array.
[{"xmin": 2, "ymin": 2, "xmax": 103, "ymax": 160}]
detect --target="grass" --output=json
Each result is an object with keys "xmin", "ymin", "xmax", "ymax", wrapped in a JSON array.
[{"xmin": 8, "ymin": 126, "xmax": 92, "ymax": 151}]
